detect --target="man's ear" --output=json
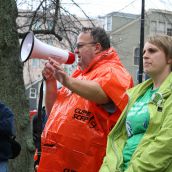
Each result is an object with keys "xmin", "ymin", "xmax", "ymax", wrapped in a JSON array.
[{"xmin": 95, "ymin": 43, "xmax": 102, "ymax": 54}]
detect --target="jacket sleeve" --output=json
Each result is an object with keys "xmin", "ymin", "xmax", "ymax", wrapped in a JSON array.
[
  {"xmin": 99, "ymin": 157, "xmax": 110, "ymax": 172},
  {"xmin": 0, "ymin": 102, "xmax": 15, "ymax": 136},
  {"xmin": 97, "ymin": 67, "xmax": 133, "ymax": 112},
  {"xmin": 126, "ymin": 105, "xmax": 172, "ymax": 172}
]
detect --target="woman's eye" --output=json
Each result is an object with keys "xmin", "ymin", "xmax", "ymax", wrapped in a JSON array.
[
  {"xmin": 143, "ymin": 48, "xmax": 157, "ymax": 55},
  {"xmin": 148, "ymin": 48, "xmax": 157, "ymax": 53}
]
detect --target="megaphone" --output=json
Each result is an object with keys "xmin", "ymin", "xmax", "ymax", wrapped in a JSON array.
[{"xmin": 20, "ymin": 31, "xmax": 75, "ymax": 64}]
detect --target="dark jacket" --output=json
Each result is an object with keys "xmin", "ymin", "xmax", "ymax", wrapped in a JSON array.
[{"xmin": 0, "ymin": 102, "xmax": 15, "ymax": 160}]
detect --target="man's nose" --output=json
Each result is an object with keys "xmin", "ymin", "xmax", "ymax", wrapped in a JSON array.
[{"xmin": 74, "ymin": 47, "xmax": 79, "ymax": 54}]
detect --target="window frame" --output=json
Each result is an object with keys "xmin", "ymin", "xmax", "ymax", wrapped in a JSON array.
[{"xmin": 29, "ymin": 88, "xmax": 37, "ymax": 99}]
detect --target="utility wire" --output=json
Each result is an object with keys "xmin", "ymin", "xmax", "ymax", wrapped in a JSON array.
[{"xmin": 116, "ymin": 0, "xmax": 138, "ymax": 13}]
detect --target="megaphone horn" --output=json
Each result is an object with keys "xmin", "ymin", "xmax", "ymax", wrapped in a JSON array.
[{"xmin": 20, "ymin": 31, "xmax": 75, "ymax": 64}]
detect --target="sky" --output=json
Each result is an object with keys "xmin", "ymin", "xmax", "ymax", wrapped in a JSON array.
[
  {"xmin": 60, "ymin": 0, "xmax": 172, "ymax": 18},
  {"xmin": 17, "ymin": 0, "xmax": 172, "ymax": 18}
]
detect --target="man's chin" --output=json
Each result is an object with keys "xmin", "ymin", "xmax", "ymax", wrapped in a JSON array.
[
  {"xmin": 78, "ymin": 62, "xmax": 83, "ymax": 70},
  {"xmin": 78, "ymin": 66, "xmax": 84, "ymax": 71}
]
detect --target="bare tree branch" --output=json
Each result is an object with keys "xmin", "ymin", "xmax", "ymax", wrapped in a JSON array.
[{"xmin": 17, "ymin": 0, "xmax": 96, "ymax": 49}]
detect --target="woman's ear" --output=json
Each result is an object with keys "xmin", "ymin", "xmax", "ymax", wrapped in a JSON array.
[{"xmin": 167, "ymin": 58, "xmax": 172, "ymax": 64}]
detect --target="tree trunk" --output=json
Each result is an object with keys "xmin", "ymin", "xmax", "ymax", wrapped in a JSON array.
[{"xmin": 0, "ymin": 0, "xmax": 34, "ymax": 171}]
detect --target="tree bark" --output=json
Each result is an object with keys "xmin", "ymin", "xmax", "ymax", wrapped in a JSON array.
[{"xmin": 0, "ymin": 0, "xmax": 34, "ymax": 171}]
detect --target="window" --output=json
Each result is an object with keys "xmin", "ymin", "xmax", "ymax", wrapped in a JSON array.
[
  {"xmin": 134, "ymin": 47, "xmax": 140, "ymax": 65},
  {"xmin": 47, "ymin": 20, "xmax": 53, "ymax": 30},
  {"xmin": 33, "ymin": 20, "xmax": 42, "ymax": 30},
  {"xmin": 30, "ymin": 88, "xmax": 37, "ymax": 98},
  {"xmin": 150, "ymin": 21, "xmax": 157, "ymax": 33},
  {"xmin": 47, "ymin": 39, "xmax": 53, "ymax": 45},
  {"xmin": 158, "ymin": 22, "xmax": 165, "ymax": 34},
  {"xmin": 32, "ymin": 59, "xmax": 40, "ymax": 68},
  {"xmin": 105, "ymin": 16, "xmax": 112, "ymax": 31},
  {"xmin": 167, "ymin": 28, "xmax": 172, "ymax": 36},
  {"xmin": 167, "ymin": 23, "xmax": 172, "ymax": 36}
]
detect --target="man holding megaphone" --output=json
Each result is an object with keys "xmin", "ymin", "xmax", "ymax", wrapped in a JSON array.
[{"xmin": 35, "ymin": 27, "xmax": 134, "ymax": 172}]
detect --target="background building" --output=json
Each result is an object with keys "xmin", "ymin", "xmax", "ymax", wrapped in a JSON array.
[
  {"xmin": 18, "ymin": 8, "xmax": 172, "ymax": 110},
  {"xmin": 102, "ymin": 9, "xmax": 172, "ymax": 83}
]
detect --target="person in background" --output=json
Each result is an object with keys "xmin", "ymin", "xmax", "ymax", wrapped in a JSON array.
[
  {"xmin": 100, "ymin": 34, "xmax": 172, "ymax": 172},
  {"xmin": 0, "ymin": 102, "xmax": 16, "ymax": 172},
  {"xmin": 36, "ymin": 27, "xmax": 133, "ymax": 172}
]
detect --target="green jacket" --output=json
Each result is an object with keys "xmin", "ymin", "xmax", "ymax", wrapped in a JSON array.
[{"xmin": 100, "ymin": 72, "xmax": 172, "ymax": 172}]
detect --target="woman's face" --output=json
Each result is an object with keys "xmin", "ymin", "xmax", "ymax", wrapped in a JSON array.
[{"xmin": 143, "ymin": 42, "xmax": 171, "ymax": 77}]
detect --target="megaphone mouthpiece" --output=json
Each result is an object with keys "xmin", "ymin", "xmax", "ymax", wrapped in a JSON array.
[
  {"xmin": 66, "ymin": 52, "xmax": 75, "ymax": 64},
  {"xmin": 20, "ymin": 31, "xmax": 75, "ymax": 64}
]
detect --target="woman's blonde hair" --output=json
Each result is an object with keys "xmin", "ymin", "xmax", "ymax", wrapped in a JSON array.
[
  {"xmin": 147, "ymin": 34, "xmax": 172, "ymax": 59},
  {"xmin": 146, "ymin": 34, "xmax": 172, "ymax": 60}
]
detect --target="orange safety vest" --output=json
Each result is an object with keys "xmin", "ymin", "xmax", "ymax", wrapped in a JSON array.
[{"xmin": 37, "ymin": 48, "xmax": 133, "ymax": 172}]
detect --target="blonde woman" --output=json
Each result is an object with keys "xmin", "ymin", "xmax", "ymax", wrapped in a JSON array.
[{"xmin": 100, "ymin": 34, "xmax": 172, "ymax": 172}]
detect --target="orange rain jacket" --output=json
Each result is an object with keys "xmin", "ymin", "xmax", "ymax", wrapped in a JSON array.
[{"xmin": 37, "ymin": 48, "xmax": 133, "ymax": 172}]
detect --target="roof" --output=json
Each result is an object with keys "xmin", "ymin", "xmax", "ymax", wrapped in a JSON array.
[
  {"xmin": 105, "ymin": 11, "xmax": 139, "ymax": 19},
  {"xmin": 147, "ymin": 9, "xmax": 172, "ymax": 15},
  {"xmin": 25, "ymin": 78, "xmax": 43, "ymax": 90}
]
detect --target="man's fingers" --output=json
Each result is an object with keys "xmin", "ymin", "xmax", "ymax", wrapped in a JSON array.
[
  {"xmin": 42, "ymin": 66, "xmax": 54, "ymax": 81},
  {"xmin": 34, "ymin": 165, "xmax": 38, "ymax": 172}
]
